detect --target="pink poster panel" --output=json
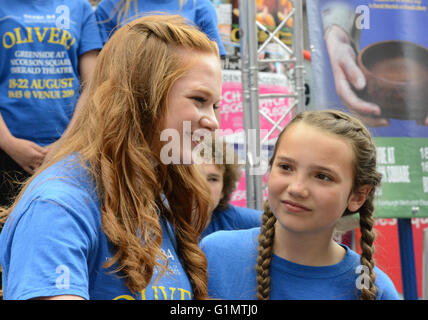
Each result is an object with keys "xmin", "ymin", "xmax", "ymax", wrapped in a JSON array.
[{"xmin": 219, "ymin": 70, "xmax": 293, "ymax": 207}]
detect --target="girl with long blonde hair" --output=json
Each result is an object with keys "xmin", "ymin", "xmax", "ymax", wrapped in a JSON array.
[
  {"xmin": 0, "ymin": 14, "xmax": 221, "ymax": 300},
  {"xmin": 201, "ymin": 110, "xmax": 399, "ymax": 300}
]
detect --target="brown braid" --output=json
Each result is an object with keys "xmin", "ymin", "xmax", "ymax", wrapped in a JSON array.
[
  {"xmin": 256, "ymin": 201, "xmax": 277, "ymax": 300},
  {"xmin": 358, "ymin": 196, "xmax": 378, "ymax": 300}
]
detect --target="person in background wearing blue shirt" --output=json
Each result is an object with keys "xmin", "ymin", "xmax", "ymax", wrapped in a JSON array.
[
  {"xmin": 201, "ymin": 109, "xmax": 400, "ymax": 300},
  {"xmin": 0, "ymin": 0, "xmax": 102, "ymax": 208},
  {"xmin": 0, "ymin": 14, "xmax": 222, "ymax": 300},
  {"xmin": 95, "ymin": 0, "xmax": 226, "ymax": 57},
  {"xmin": 198, "ymin": 138, "xmax": 261, "ymax": 238}
]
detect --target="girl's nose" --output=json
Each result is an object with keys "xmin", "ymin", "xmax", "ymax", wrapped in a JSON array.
[
  {"xmin": 200, "ymin": 110, "xmax": 219, "ymax": 131},
  {"xmin": 287, "ymin": 176, "xmax": 309, "ymax": 199}
]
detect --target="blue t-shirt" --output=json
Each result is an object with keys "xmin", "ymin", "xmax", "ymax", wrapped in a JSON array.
[
  {"xmin": 201, "ymin": 228, "xmax": 400, "ymax": 300},
  {"xmin": 0, "ymin": 154, "xmax": 193, "ymax": 300},
  {"xmin": 0, "ymin": 0, "xmax": 103, "ymax": 146},
  {"xmin": 202, "ymin": 204, "xmax": 262, "ymax": 238},
  {"xmin": 95, "ymin": 0, "xmax": 226, "ymax": 56}
]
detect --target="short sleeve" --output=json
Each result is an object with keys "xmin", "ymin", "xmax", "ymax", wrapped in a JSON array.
[
  {"xmin": 375, "ymin": 267, "xmax": 401, "ymax": 300},
  {"xmin": 195, "ymin": 0, "xmax": 226, "ymax": 56},
  {"xmin": 95, "ymin": 0, "xmax": 117, "ymax": 43},
  {"xmin": 233, "ymin": 206, "xmax": 262, "ymax": 229},
  {"xmin": 2, "ymin": 199, "xmax": 98, "ymax": 300},
  {"xmin": 78, "ymin": 1, "xmax": 103, "ymax": 55}
]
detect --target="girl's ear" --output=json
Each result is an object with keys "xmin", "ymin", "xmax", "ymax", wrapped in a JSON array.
[{"xmin": 347, "ymin": 185, "xmax": 372, "ymax": 213}]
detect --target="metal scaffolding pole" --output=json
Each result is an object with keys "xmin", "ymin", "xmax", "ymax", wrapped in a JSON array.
[
  {"xmin": 239, "ymin": 0, "xmax": 263, "ymax": 210},
  {"xmin": 239, "ymin": 0, "xmax": 306, "ymax": 210},
  {"xmin": 292, "ymin": 0, "xmax": 306, "ymax": 114}
]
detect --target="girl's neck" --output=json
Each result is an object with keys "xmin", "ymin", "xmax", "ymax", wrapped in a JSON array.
[{"xmin": 272, "ymin": 223, "xmax": 346, "ymax": 267}]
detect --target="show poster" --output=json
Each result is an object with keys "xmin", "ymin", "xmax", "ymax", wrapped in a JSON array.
[
  {"xmin": 306, "ymin": 0, "xmax": 428, "ymax": 219},
  {"xmin": 218, "ymin": 0, "xmax": 294, "ymax": 69},
  {"xmin": 307, "ymin": 0, "xmax": 428, "ymax": 298},
  {"xmin": 231, "ymin": 0, "xmax": 293, "ymax": 46}
]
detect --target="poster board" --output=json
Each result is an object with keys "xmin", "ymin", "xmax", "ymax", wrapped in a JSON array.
[{"xmin": 306, "ymin": 0, "xmax": 428, "ymax": 219}]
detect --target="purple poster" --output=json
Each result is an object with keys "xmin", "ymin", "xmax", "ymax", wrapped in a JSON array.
[{"xmin": 307, "ymin": 0, "xmax": 428, "ymax": 138}]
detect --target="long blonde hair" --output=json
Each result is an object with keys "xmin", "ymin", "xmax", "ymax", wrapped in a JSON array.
[
  {"xmin": 1, "ymin": 15, "xmax": 219, "ymax": 299},
  {"xmin": 256, "ymin": 110, "xmax": 382, "ymax": 300}
]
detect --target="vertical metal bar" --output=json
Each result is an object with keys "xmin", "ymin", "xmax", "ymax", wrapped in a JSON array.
[
  {"xmin": 292, "ymin": 0, "xmax": 306, "ymax": 114},
  {"xmin": 397, "ymin": 218, "xmax": 418, "ymax": 300},
  {"xmin": 239, "ymin": 0, "xmax": 263, "ymax": 210}
]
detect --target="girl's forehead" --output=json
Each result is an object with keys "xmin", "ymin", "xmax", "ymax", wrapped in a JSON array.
[
  {"xmin": 276, "ymin": 122, "xmax": 356, "ymax": 167},
  {"xmin": 201, "ymin": 163, "xmax": 225, "ymax": 173},
  {"xmin": 280, "ymin": 122, "xmax": 353, "ymax": 149}
]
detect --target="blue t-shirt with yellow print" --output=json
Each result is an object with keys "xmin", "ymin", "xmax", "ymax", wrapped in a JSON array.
[
  {"xmin": 0, "ymin": 154, "xmax": 193, "ymax": 300},
  {"xmin": 0, "ymin": 0, "xmax": 102, "ymax": 146}
]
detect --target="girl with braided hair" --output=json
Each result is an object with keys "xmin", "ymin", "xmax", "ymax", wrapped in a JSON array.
[
  {"xmin": 0, "ymin": 14, "xmax": 221, "ymax": 300},
  {"xmin": 201, "ymin": 109, "xmax": 399, "ymax": 300}
]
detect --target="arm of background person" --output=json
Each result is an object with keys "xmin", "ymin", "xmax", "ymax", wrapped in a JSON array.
[
  {"xmin": 66, "ymin": 50, "xmax": 99, "ymax": 131},
  {"xmin": 196, "ymin": 0, "xmax": 226, "ymax": 57},
  {"xmin": 0, "ymin": 113, "xmax": 47, "ymax": 174}
]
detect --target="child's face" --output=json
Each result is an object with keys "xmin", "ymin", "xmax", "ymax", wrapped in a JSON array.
[
  {"xmin": 199, "ymin": 163, "xmax": 224, "ymax": 212},
  {"xmin": 162, "ymin": 52, "xmax": 221, "ymax": 164},
  {"xmin": 268, "ymin": 122, "xmax": 360, "ymax": 236}
]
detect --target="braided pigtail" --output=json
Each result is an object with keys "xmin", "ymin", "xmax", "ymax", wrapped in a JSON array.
[
  {"xmin": 256, "ymin": 201, "xmax": 277, "ymax": 300},
  {"xmin": 358, "ymin": 194, "xmax": 378, "ymax": 300}
]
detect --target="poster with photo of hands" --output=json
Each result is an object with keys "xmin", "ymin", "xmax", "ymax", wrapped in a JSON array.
[{"xmin": 306, "ymin": 0, "xmax": 428, "ymax": 219}]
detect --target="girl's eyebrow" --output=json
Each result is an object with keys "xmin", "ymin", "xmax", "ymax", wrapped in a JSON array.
[
  {"xmin": 275, "ymin": 155, "xmax": 295, "ymax": 164},
  {"xmin": 191, "ymin": 87, "xmax": 222, "ymax": 102},
  {"xmin": 275, "ymin": 155, "xmax": 339, "ymax": 175},
  {"xmin": 207, "ymin": 173, "xmax": 221, "ymax": 178},
  {"xmin": 311, "ymin": 165, "xmax": 339, "ymax": 176}
]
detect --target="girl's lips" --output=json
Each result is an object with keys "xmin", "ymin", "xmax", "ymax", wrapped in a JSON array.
[{"xmin": 281, "ymin": 200, "xmax": 311, "ymax": 213}]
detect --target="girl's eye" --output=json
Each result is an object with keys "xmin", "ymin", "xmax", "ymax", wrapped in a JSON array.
[
  {"xmin": 316, "ymin": 173, "xmax": 333, "ymax": 182},
  {"xmin": 192, "ymin": 97, "xmax": 207, "ymax": 105},
  {"xmin": 192, "ymin": 97, "xmax": 220, "ymax": 111},
  {"xmin": 278, "ymin": 164, "xmax": 292, "ymax": 171}
]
